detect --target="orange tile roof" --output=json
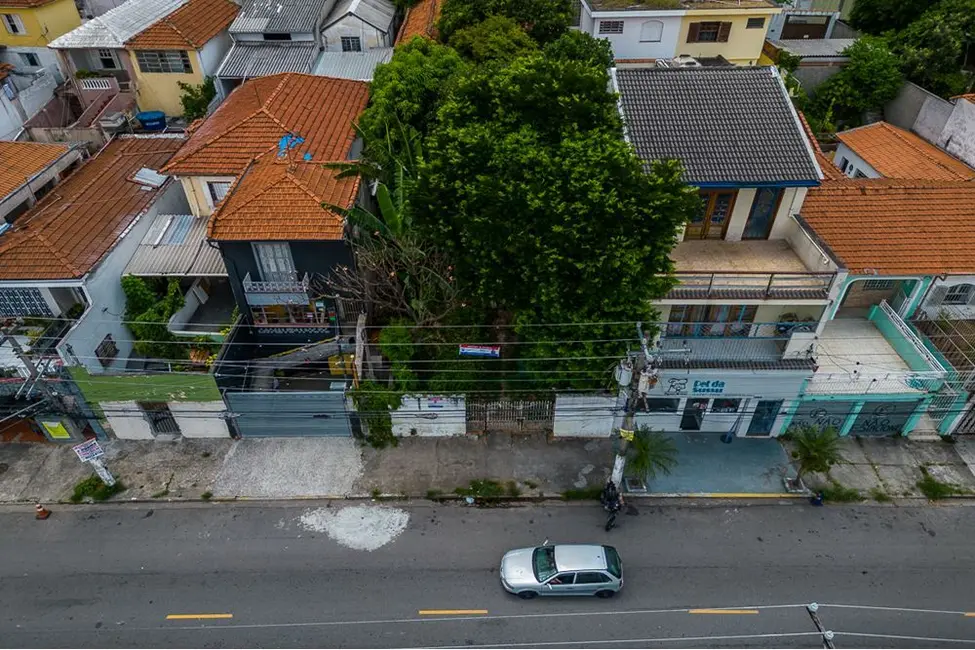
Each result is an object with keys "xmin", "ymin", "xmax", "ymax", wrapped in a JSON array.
[
  {"xmin": 0, "ymin": 141, "xmax": 73, "ymax": 200},
  {"xmin": 162, "ymin": 73, "xmax": 370, "ymax": 176},
  {"xmin": 0, "ymin": 0, "xmax": 59, "ymax": 7},
  {"xmin": 836, "ymin": 122, "xmax": 975, "ymax": 181},
  {"xmin": 801, "ymin": 179, "xmax": 975, "ymax": 275},
  {"xmin": 797, "ymin": 110, "xmax": 841, "ymax": 181},
  {"xmin": 0, "ymin": 135, "xmax": 183, "ymax": 281},
  {"xmin": 952, "ymin": 93, "xmax": 975, "ymax": 103},
  {"xmin": 126, "ymin": 0, "xmax": 238, "ymax": 50},
  {"xmin": 395, "ymin": 0, "xmax": 440, "ymax": 44},
  {"xmin": 207, "ymin": 153, "xmax": 357, "ymax": 241}
]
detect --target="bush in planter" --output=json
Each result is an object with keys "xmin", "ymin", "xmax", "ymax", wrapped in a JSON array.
[{"xmin": 627, "ymin": 426, "xmax": 678, "ymax": 486}]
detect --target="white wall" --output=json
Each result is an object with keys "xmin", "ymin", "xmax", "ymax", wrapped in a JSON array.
[
  {"xmin": 0, "ymin": 47, "xmax": 65, "ymax": 83},
  {"xmin": 322, "ymin": 14, "xmax": 390, "ymax": 52},
  {"xmin": 391, "ymin": 394, "xmax": 466, "ymax": 437},
  {"xmin": 782, "ymin": 213, "xmax": 840, "ymax": 276},
  {"xmin": 199, "ymin": 31, "xmax": 233, "ymax": 76},
  {"xmin": 169, "ymin": 401, "xmax": 231, "ymax": 438},
  {"xmin": 938, "ymin": 98, "xmax": 975, "ymax": 170},
  {"xmin": 102, "ymin": 400, "xmax": 154, "ymax": 439},
  {"xmin": 553, "ymin": 394, "xmax": 616, "ymax": 437},
  {"xmin": 768, "ymin": 186, "xmax": 805, "ymax": 239},
  {"xmin": 918, "ymin": 275, "xmax": 975, "ymax": 320},
  {"xmin": 589, "ymin": 14, "xmax": 682, "ymax": 61},
  {"xmin": 58, "ymin": 181, "xmax": 190, "ymax": 374},
  {"xmin": 832, "ymin": 142, "xmax": 880, "ymax": 178},
  {"xmin": 0, "ymin": 92, "xmax": 27, "ymax": 140},
  {"xmin": 723, "ymin": 188, "xmax": 756, "ymax": 241}
]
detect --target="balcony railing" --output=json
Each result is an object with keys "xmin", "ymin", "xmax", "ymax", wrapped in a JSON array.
[
  {"xmin": 242, "ymin": 271, "xmax": 310, "ymax": 294},
  {"xmin": 666, "ymin": 271, "xmax": 835, "ymax": 301},
  {"xmin": 656, "ymin": 320, "xmax": 818, "ymax": 369}
]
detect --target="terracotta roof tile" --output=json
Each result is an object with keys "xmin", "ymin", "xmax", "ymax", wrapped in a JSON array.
[
  {"xmin": 0, "ymin": 141, "xmax": 72, "ymax": 200},
  {"xmin": 207, "ymin": 153, "xmax": 357, "ymax": 241},
  {"xmin": 801, "ymin": 179, "xmax": 975, "ymax": 275},
  {"xmin": 0, "ymin": 135, "xmax": 183, "ymax": 281},
  {"xmin": 395, "ymin": 0, "xmax": 440, "ymax": 44},
  {"xmin": 797, "ymin": 110, "xmax": 843, "ymax": 181},
  {"xmin": 126, "ymin": 0, "xmax": 238, "ymax": 50},
  {"xmin": 952, "ymin": 93, "xmax": 975, "ymax": 103},
  {"xmin": 162, "ymin": 73, "xmax": 369, "ymax": 176},
  {"xmin": 836, "ymin": 122, "xmax": 975, "ymax": 181}
]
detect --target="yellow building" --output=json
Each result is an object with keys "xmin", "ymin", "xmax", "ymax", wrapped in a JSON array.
[
  {"xmin": 124, "ymin": 0, "xmax": 237, "ymax": 117},
  {"xmin": 0, "ymin": 0, "xmax": 80, "ymax": 76},
  {"xmin": 678, "ymin": 1, "xmax": 781, "ymax": 66}
]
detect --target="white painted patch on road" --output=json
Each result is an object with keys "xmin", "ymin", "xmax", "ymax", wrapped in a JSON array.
[{"xmin": 298, "ymin": 505, "xmax": 409, "ymax": 551}]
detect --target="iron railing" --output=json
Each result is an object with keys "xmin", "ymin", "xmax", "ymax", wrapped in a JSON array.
[
  {"xmin": 242, "ymin": 271, "xmax": 310, "ymax": 293},
  {"xmin": 667, "ymin": 271, "xmax": 835, "ymax": 301}
]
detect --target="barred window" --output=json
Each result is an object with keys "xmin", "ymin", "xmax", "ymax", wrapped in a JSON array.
[
  {"xmin": 599, "ymin": 20, "xmax": 624, "ymax": 34},
  {"xmin": 340, "ymin": 36, "xmax": 361, "ymax": 52},
  {"xmin": 95, "ymin": 334, "xmax": 118, "ymax": 367},
  {"xmin": 136, "ymin": 50, "xmax": 192, "ymax": 74}
]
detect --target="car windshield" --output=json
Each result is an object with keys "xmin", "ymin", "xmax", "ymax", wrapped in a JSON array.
[
  {"xmin": 532, "ymin": 546, "xmax": 558, "ymax": 582},
  {"xmin": 604, "ymin": 545, "xmax": 622, "ymax": 579}
]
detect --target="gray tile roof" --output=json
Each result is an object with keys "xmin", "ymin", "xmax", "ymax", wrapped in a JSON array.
[
  {"xmin": 614, "ymin": 66, "xmax": 822, "ymax": 186},
  {"xmin": 49, "ymin": 0, "xmax": 187, "ymax": 49},
  {"xmin": 311, "ymin": 48, "xmax": 392, "ymax": 80},
  {"xmin": 217, "ymin": 42, "xmax": 318, "ymax": 78},
  {"xmin": 325, "ymin": 0, "xmax": 395, "ymax": 32},
  {"xmin": 230, "ymin": 0, "xmax": 327, "ymax": 34},
  {"xmin": 124, "ymin": 214, "xmax": 227, "ymax": 277}
]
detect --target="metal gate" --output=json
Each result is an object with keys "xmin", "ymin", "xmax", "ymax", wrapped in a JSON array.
[
  {"xmin": 849, "ymin": 400, "xmax": 922, "ymax": 437},
  {"xmin": 466, "ymin": 397, "xmax": 555, "ymax": 434},
  {"xmin": 226, "ymin": 390, "xmax": 352, "ymax": 437},
  {"xmin": 956, "ymin": 403, "xmax": 975, "ymax": 434}
]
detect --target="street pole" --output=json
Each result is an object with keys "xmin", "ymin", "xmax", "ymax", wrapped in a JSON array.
[
  {"xmin": 610, "ymin": 322, "xmax": 655, "ymax": 486},
  {"xmin": 1, "ymin": 327, "xmax": 55, "ymax": 402}
]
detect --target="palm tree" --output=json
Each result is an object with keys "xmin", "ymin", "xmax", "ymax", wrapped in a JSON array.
[
  {"xmin": 790, "ymin": 425, "xmax": 844, "ymax": 485},
  {"xmin": 627, "ymin": 426, "xmax": 679, "ymax": 483}
]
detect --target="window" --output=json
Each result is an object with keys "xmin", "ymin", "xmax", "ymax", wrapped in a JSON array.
[
  {"xmin": 667, "ymin": 304, "xmax": 757, "ymax": 337},
  {"xmin": 532, "ymin": 547, "xmax": 558, "ymax": 582},
  {"xmin": 19, "ymin": 52, "xmax": 40, "ymax": 67},
  {"xmin": 136, "ymin": 50, "xmax": 192, "ymax": 73},
  {"xmin": 95, "ymin": 334, "xmax": 118, "ymax": 367},
  {"xmin": 263, "ymin": 32, "xmax": 292, "ymax": 40},
  {"xmin": 640, "ymin": 20, "xmax": 663, "ymax": 42},
  {"xmin": 853, "ymin": 169, "xmax": 868, "ymax": 179},
  {"xmin": 598, "ymin": 20, "xmax": 624, "ymax": 34},
  {"xmin": 645, "ymin": 398, "xmax": 680, "ymax": 413},
  {"xmin": 944, "ymin": 284, "xmax": 974, "ymax": 306},
  {"xmin": 604, "ymin": 546, "xmax": 621, "ymax": 578},
  {"xmin": 340, "ymin": 36, "xmax": 361, "ymax": 52},
  {"xmin": 687, "ymin": 21, "xmax": 730, "ymax": 43},
  {"xmin": 742, "ymin": 187, "xmax": 782, "ymax": 240},
  {"xmin": 207, "ymin": 181, "xmax": 231, "ymax": 206},
  {"xmin": 576, "ymin": 572, "xmax": 611, "ymax": 585},
  {"xmin": 96, "ymin": 48, "xmax": 119, "ymax": 69},
  {"xmin": 685, "ymin": 190, "xmax": 736, "ymax": 240},
  {"xmin": 746, "ymin": 17, "xmax": 765, "ymax": 29},
  {"xmin": 862, "ymin": 280, "xmax": 895, "ymax": 291},
  {"xmin": 2, "ymin": 14, "xmax": 26, "ymax": 35},
  {"xmin": 253, "ymin": 242, "xmax": 295, "ymax": 280},
  {"xmin": 711, "ymin": 398, "xmax": 741, "ymax": 413},
  {"xmin": 548, "ymin": 573, "xmax": 576, "ymax": 585},
  {"xmin": 837, "ymin": 157, "xmax": 849, "ymax": 173}
]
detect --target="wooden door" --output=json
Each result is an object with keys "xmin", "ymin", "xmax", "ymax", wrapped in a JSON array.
[{"xmin": 685, "ymin": 191, "xmax": 736, "ymax": 240}]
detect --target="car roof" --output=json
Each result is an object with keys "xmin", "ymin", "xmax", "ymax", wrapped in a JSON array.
[{"xmin": 553, "ymin": 545, "xmax": 607, "ymax": 572}]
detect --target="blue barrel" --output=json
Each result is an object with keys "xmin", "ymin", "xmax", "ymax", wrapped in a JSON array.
[{"xmin": 136, "ymin": 111, "xmax": 166, "ymax": 131}]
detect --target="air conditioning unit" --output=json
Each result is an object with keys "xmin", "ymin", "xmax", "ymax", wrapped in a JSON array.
[
  {"xmin": 657, "ymin": 55, "xmax": 702, "ymax": 68},
  {"xmin": 98, "ymin": 112, "xmax": 127, "ymax": 131}
]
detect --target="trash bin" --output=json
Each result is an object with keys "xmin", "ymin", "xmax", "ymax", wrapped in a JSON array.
[{"xmin": 136, "ymin": 111, "xmax": 166, "ymax": 131}]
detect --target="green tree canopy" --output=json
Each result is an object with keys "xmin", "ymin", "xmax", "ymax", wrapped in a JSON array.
[
  {"xmin": 543, "ymin": 29, "xmax": 615, "ymax": 69},
  {"xmin": 178, "ymin": 77, "xmax": 215, "ymax": 122},
  {"xmin": 811, "ymin": 37, "xmax": 903, "ymax": 122},
  {"xmin": 448, "ymin": 14, "xmax": 539, "ymax": 63},
  {"xmin": 357, "ymin": 38, "xmax": 468, "ymax": 171},
  {"xmin": 438, "ymin": 0, "xmax": 574, "ymax": 45},
  {"xmin": 887, "ymin": 0, "xmax": 975, "ymax": 96},
  {"xmin": 849, "ymin": 0, "xmax": 941, "ymax": 34}
]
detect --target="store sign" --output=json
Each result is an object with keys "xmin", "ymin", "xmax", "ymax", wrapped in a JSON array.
[
  {"xmin": 459, "ymin": 344, "xmax": 500, "ymax": 358},
  {"xmin": 72, "ymin": 439, "xmax": 104, "ymax": 462},
  {"xmin": 693, "ymin": 380, "xmax": 726, "ymax": 395}
]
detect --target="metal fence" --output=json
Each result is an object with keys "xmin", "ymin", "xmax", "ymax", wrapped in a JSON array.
[{"xmin": 465, "ymin": 396, "xmax": 555, "ymax": 435}]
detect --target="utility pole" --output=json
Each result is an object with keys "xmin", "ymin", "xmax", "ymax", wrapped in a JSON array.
[{"xmin": 1, "ymin": 324, "xmax": 55, "ymax": 402}]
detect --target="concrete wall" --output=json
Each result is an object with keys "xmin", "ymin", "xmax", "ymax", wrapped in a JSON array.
[
  {"xmin": 130, "ymin": 50, "xmax": 204, "ymax": 117},
  {"xmin": 180, "ymin": 175, "xmax": 237, "ymax": 217},
  {"xmin": 938, "ymin": 98, "xmax": 975, "ymax": 170},
  {"xmin": 322, "ymin": 14, "xmax": 391, "ymax": 52},
  {"xmin": 0, "ymin": 0, "xmax": 80, "ymax": 48},
  {"xmin": 588, "ymin": 14, "xmax": 682, "ymax": 61},
  {"xmin": 678, "ymin": 10, "xmax": 778, "ymax": 65},
  {"xmin": 169, "ymin": 401, "xmax": 230, "ymax": 438},
  {"xmin": 199, "ymin": 31, "xmax": 232, "ymax": 75},
  {"xmin": 391, "ymin": 394, "xmax": 465, "ymax": 437},
  {"xmin": 553, "ymin": 393, "xmax": 616, "ymax": 437},
  {"xmin": 832, "ymin": 142, "xmax": 880, "ymax": 178},
  {"xmin": 58, "ymin": 181, "xmax": 190, "ymax": 374},
  {"xmin": 793, "ymin": 63, "xmax": 844, "ymax": 92},
  {"xmin": 918, "ymin": 275, "xmax": 975, "ymax": 320},
  {"xmin": 101, "ymin": 400, "xmax": 154, "ymax": 439},
  {"xmin": 884, "ymin": 81, "xmax": 952, "ymax": 136},
  {"xmin": 0, "ymin": 46, "xmax": 65, "ymax": 82}
]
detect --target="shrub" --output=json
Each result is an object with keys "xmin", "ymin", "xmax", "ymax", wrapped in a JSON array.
[
  {"xmin": 70, "ymin": 475, "xmax": 125, "ymax": 503},
  {"xmin": 869, "ymin": 487, "xmax": 892, "ymax": 502},
  {"xmin": 454, "ymin": 479, "xmax": 506, "ymax": 498},
  {"xmin": 821, "ymin": 481, "xmax": 863, "ymax": 503},
  {"xmin": 917, "ymin": 467, "xmax": 965, "ymax": 500}
]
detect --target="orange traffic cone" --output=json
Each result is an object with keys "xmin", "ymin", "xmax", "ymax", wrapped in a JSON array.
[{"xmin": 35, "ymin": 504, "xmax": 51, "ymax": 520}]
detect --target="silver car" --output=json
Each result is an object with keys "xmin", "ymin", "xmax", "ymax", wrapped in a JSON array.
[{"xmin": 500, "ymin": 544, "xmax": 623, "ymax": 599}]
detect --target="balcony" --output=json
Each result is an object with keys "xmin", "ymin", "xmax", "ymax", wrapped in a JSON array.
[
  {"xmin": 806, "ymin": 301, "xmax": 947, "ymax": 396},
  {"xmin": 665, "ymin": 240, "xmax": 835, "ymax": 301},
  {"xmin": 656, "ymin": 320, "xmax": 818, "ymax": 370},
  {"xmin": 242, "ymin": 271, "xmax": 310, "ymax": 305}
]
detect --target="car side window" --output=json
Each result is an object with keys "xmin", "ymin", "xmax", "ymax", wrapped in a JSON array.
[
  {"xmin": 576, "ymin": 572, "xmax": 611, "ymax": 584},
  {"xmin": 548, "ymin": 572, "xmax": 576, "ymax": 585}
]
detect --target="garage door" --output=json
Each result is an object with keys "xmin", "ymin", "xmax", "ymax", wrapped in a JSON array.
[
  {"xmin": 849, "ymin": 400, "xmax": 922, "ymax": 437},
  {"xmin": 786, "ymin": 400, "xmax": 857, "ymax": 434},
  {"xmin": 226, "ymin": 391, "xmax": 352, "ymax": 437}
]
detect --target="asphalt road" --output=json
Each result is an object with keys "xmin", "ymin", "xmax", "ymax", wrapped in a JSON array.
[{"xmin": 2, "ymin": 500, "xmax": 975, "ymax": 648}]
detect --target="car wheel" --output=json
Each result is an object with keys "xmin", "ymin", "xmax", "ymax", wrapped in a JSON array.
[
  {"xmin": 517, "ymin": 591, "xmax": 537, "ymax": 600},
  {"xmin": 595, "ymin": 590, "xmax": 615, "ymax": 599}
]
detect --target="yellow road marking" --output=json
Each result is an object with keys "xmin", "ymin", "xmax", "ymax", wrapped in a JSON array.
[
  {"xmin": 964, "ymin": 613, "xmax": 975, "ymax": 617},
  {"xmin": 166, "ymin": 614, "xmax": 234, "ymax": 620},
  {"xmin": 418, "ymin": 610, "xmax": 489, "ymax": 616},
  {"xmin": 689, "ymin": 609, "xmax": 760, "ymax": 615}
]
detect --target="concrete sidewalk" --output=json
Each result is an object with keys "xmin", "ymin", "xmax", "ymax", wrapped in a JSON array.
[{"xmin": 0, "ymin": 433, "xmax": 974, "ymax": 504}]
